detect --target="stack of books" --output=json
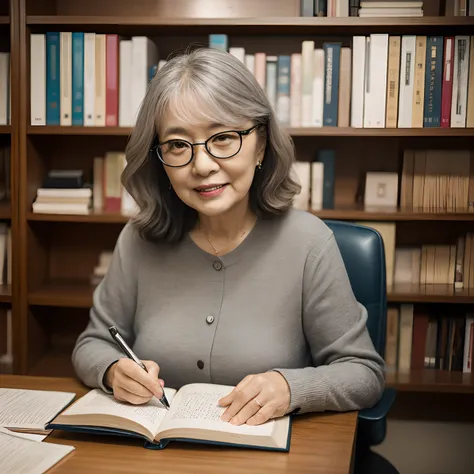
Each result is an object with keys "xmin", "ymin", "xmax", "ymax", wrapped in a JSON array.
[
  {"xmin": 32, "ymin": 187, "xmax": 92, "ymax": 214},
  {"xmin": 358, "ymin": 0, "xmax": 424, "ymax": 17}
]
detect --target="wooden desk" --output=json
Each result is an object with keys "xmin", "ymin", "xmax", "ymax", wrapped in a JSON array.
[{"xmin": 1, "ymin": 375, "xmax": 358, "ymax": 474}]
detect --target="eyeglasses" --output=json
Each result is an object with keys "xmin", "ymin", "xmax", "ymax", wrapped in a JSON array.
[{"xmin": 151, "ymin": 124, "xmax": 260, "ymax": 168}]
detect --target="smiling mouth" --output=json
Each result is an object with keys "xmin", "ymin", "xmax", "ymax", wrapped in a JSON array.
[{"xmin": 195, "ymin": 184, "xmax": 227, "ymax": 192}]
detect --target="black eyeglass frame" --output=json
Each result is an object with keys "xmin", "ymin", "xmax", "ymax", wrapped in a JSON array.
[{"xmin": 150, "ymin": 124, "xmax": 261, "ymax": 168}]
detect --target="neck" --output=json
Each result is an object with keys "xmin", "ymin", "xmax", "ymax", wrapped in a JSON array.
[{"xmin": 198, "ymin": 198, "xmax": 255, "ymax": 241}]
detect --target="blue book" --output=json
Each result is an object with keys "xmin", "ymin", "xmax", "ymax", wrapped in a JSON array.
[
  {"xmin": 423, "ymin": 36, "xmax": 443, "ymax": 127},
  {"xmin": 71, "ymin": 32, "xmax": 84, "ymax": 126},
  {"xmin": 317, "ymin": 150, "xmax": 335, "ymax": 209},
  {"xmin": 46, "ymin": 32, "xmax": 60, "ymax": 125},
  {"xmin": 322, "ymin": 43, "xmax": 341, "ymax": 127},
  {"xmin": 47, "ymin": 386, "xmax": 292, "ymax": 451},
  {"xmin": 277, "ymin": 55, "xmax": 291, "ymax": 125},
  {"xmin": 209, "ymin": 34, "xmax": 228, "ymax": 52}
]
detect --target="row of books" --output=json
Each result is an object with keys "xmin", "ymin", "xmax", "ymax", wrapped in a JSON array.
[
  {"xmin": 30, "ymin": 33, "xmax": 159, "ymax": 127},
  {"xmin": 31, "ymin": 153, "xmax": 139, "ymax": 215},
  {"xmin": 301, "ymin": 0, "xmax": 424, "ymax": 18},
  {"xmin": 400, "ymin": 149, "xmax": 474, "ymax": 212},
  {"xmin": 393, "ymin": 233, "xmax": 474, "ymax": 289},
  {"xmin": 386, "ymin": 305, "xmax": 474, "ymax": 374},
  {"xmin": 215, "ymin": 34, "xmax": 474, "ymax": 128}
]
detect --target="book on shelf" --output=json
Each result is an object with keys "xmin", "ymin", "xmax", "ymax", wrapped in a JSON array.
[
  {"xmin": 48, "ymin": 383, "xmax": 292, "ymax": 451},
  {"xmin": 0, "ymin": 427, "xmax": 75, "ymax": 474},
  {"xmin": 29, "ymin": 29, "xmax": 474, "ymax": 130},
  {"xmin": 385, "ymin": 304, "xmax": 474, "ymax": 374}
]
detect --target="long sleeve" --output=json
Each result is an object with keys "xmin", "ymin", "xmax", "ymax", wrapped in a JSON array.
[
  {"xmin": 72, "ymin": 223, "xmax": 139, "ymax": 392},
  {"xmin": 275, "ymin": 232, "xmax": 385, "ymax": 414}
]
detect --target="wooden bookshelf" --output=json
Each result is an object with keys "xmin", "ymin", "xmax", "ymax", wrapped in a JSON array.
[
  {"xmin": 26, "ymin": 125, "xmax": 474, "ymax": 137},
  {"xmin": 2, "ymin": 0, "xmax": 473, "ymax": 407}
]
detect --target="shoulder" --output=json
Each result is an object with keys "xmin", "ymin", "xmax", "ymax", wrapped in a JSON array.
[{"xmin": 261, "ymin": 209, "xmax": 334, "ymax": 258}]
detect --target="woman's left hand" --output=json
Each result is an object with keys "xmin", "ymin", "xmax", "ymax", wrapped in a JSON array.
[{"xmin": 218, "ymin": 372, "xmax": 291, "ymax": 426}]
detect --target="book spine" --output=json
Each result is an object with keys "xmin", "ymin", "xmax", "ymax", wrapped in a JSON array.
[
  {"xmin": 119, "ymin": 39, "xmax": 132, "ymax": 127},
  {"xmin": 318, "ymin": 149, "xmax": 335, "ymax": 209},
  {"xmin": 59, "ymin": 32, "xmax": 72, "ymax": 126},
  {"xmin": 385, "ymin": 36, "xmax": 401, "ymax": 128},
  {"xmin": 323, "ymin": 43, "xmax": 340, "ymax": 126},
  {"xmin": 301, "ymin": 41, "xmax": 315, "ymax": 126},
  {"xmin": 265, "ymin": 56, "xmax": 277, "ymax": 111},
  {"xmin": 208, "ymin": 34, "xmax": 228, "ymax": 52},
  {"xmin": 312, "ymin": 48, "xmax": 324, "ymax": 127},
  {"xmin": 423, "ymin": 36, "xmax": 444, "ymax": 127},
  {"xmin": 46, "ymin": 32, "xmax": 60, "ymax": 125},
  {"xmin": 30, "ymin": 34, "xmax": 46, "ymax": 125},
  {"xmin": 276, "ymin": 55, "xmax": 291, "ymax": 125},
  {"xmin": 467, "ymin": 37, "xmax": 474, "ymax": 127},
  {"xmin": 83, "ymin": 32, "xmax": 96, "ymax": 126},
  {"xmin": 105, "ymin": 34, "xmax": 119, "ymax": 127},
  {"xmin": 398, "ymin": 35, "xmax": 416, "ymax": 128},
  {"xmin": 450, "ymin": 35, "xmax": 470, "ymax": 127},
  {"xmin": 441, "ymin": 36, "xmax": 454, "ymax": 127},
  {"xmin": 351, "ymin": 36, "xmax": 366, "ymax": 128},
  {"xmin": 71, "ymin": 32, "xmax": 84, "ymax": 126},
  {"xmin": 289, "ymin": 53, "xmax": 301, "ymax": 127},
  {"xmin": 412, "ymin": 35, "xmax": 427, "ymax": 128}
]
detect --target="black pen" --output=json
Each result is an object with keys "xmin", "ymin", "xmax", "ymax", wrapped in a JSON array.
[{"xmin": 108, "ymin": 326, "xmax": 170, "ymax": 410}]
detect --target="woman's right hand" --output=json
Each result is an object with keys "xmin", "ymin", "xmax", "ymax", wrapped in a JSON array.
[{"xmin": 105, "ymin": 358, "xmax": 165, "ymax": 405}]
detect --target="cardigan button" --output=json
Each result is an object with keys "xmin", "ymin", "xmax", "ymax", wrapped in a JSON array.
[
  {"xmin": 197, "ymin": 360, "xmax": 204, "ymax": 370},
  {"xmin": 206, "ymin": 315, "xmax": 215, "ymax": 324},
  {"xmin": 213, "ymin": 261, "xmax": 222, "ymax": 271}
]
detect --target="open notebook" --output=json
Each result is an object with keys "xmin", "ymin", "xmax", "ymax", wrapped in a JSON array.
[
  {"xmin": 48, "ymin": 383, "xmax": 292, "ymax": 451},
  {"xmin": 0, "ymin": 388, "xmax": 76, "ymax": 435}
]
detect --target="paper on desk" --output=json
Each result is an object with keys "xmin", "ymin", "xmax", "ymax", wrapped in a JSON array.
[
  {"xmin": 6, "ymin": 429, "xmax": 48, "ymax": 442},
  {"xmin": 0, "ymin": 427, "xmax": 75, "ymax": 474},
  {"xmin": 0, "ymin": 388, "xmax": 75, "ymax": 432}
]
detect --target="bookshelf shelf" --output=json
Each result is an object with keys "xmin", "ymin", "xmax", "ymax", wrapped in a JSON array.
[
  {"xmin": 26, "ymin": 125, "xmax": 474, "ymax": 138},
  {"xmin": 25, "ymin": 15, "xmax": 474, "ymax": 29},
  {"xmin": 0, "ymin": 284, "xmax": 12, "ymax": 303},
  {"xmin": 0, "ymin": 125, "xmax": 11, "ymax": 134},
  {"xmin": 0, "ymin": 16, "xmax": 9, "ymax": 25},
  {"xmin": 27, "ymin": 279, "xmax": 474, "ymax": 308},
  {"xmin": 26, "ymin": 211, "xmax": 130, "ymax": 223},
  {"xmin": 386, "ymin": 369, "xmax": 474, "ymax": 394},
  {"xmin": 26, "ymin": 209, "xmax": 474, "ymax": 224}
]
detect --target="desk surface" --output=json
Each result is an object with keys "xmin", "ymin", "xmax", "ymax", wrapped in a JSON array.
[{"xmin": 1, "ymin": 375, "xmax": 357, "ymax": 474}]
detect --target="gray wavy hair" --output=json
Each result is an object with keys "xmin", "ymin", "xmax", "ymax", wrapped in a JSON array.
[{"xmin": 122, "ymin": 46, "xmax": 300, "ymax": 243}]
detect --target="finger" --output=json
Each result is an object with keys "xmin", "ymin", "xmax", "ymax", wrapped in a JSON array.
[
  {"xmin": 246, "ymin": 403, "xmax": 274, "ymax": 426},
  {"xmin": 117, "ymin": 373, "xmax": 155, "ymax": 399},
  {"xmin": 142, "ymin": 360, "xmax": 165, "ymax": 387},
  {"xmin": 221, "ymin": 379, "xmax": 259, "ymax": 423},
  {"xmin": 120, "ymin": 359, "xmax": 164, "ymax": 399},
  {"xmin": 229, "ymin": 395, "xmax": 265, "ymax": 426},
  {"xmin": 114, "ymin": 386, "xmax": 151, "ymax": 405},
  {"xmin": 219, "ymin": 375, "xmax": 253, "ymax": 407}
]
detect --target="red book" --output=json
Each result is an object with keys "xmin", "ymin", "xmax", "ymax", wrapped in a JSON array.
[
  {"xmin": 105, "ymin": 34, "xmax": 119, "ymax": 127},
  {"xmin": 441, "ymin": 36, "xmax": 454, "ymax": 128}
]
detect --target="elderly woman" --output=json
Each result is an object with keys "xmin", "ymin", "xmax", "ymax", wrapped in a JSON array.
[{"xmin": 72, "ymin": 47, "xmax": 384, "ymax": 427}]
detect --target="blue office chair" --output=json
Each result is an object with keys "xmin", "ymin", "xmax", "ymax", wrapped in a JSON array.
[{"xmin": 324, "ymin": 220, "xmax": 398, "ymax": 474}]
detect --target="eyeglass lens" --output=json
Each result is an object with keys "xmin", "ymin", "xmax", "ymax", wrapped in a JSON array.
[{"xmin": 158, "ymin": 131, "xmax": 242, "ymax": 166}]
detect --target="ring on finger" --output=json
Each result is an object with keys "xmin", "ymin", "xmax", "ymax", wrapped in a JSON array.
[{"xmin": 254, "ymin": 397, "xmax": 263, "ymax": 408}]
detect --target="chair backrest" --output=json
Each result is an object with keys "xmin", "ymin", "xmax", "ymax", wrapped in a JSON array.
[{"xmin": 323, "ymin": 220, "xmax": 387, "ymax": 357}]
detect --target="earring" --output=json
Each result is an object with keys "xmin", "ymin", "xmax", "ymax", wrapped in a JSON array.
[
  {"xmin": 168, "ymin": 183, "xmax": 172, "ymax": 191},
  {"xmin": 256, "ymin": 161, "xmax": 262, "ymax": 170}
]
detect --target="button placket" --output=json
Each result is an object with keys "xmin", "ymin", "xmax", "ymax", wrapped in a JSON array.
[{"xmin": 212, "ymin": 260, "xmax": 223, "ymax": 271}]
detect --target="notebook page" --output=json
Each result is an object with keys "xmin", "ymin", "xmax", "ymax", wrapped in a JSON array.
[
  {"xmin": 159, "ymin": 383, "xmax": 274, "ymax": 436},
  {"xmin": 0, "ymin": 389, "xmax": 76, "ymax": 430},
  {"xmin": 0, "ymin": 427, "xmax": 75, "ymax": 474},
  {"xmin": 62, "ymin": 388, "xmax": 176, "ymax": 437}
]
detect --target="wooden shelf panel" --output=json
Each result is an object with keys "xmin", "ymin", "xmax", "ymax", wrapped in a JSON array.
[
  {"xmin": 0, "ymin": 201, "xmax": 11, "ymax": 219},
  {"xmin": 0, "ymin": 17, "xmax": 9, "ymax": 25},
  {"xmin": 389, "ymin": 284, "xmax": 474, "ymax": 303},
  {"xmin": 26, "ymin": 211, "xmax": 130, "ymax": 223},
  {"xmin": 28, "ymin": 347, "xmax": 74, "ymax": 377},
  {"xmin": 0, "ymin": 284, "xmax": 12, "ymax": 303},
  {"xmin": 27, "ymin": 280, "xmax": 474, "ymax": 308},
  {"xmin": 386, "ymin": 370, "xmax": 474, "ymax": 394},
  {"xmin": 27, "ymin": 125, "xmax": 474, "ymax": 138},
  {"xmin": 29, "ymin": 281, "xmax": 95, "ymax": 308},
  {"xmin": 314, "ymin": 208, "xmax": 474, "ymax": 221},
  {"xmin": 26, "ymin": 15, "xmax": 474, "ymax": 27},
  {"xmin": 0, "ymin": 125, "xmax": 11, "ymax": 134},
  {"xmin": 27, "ymin": 209, "xmax": 474, "ymax": 224}
]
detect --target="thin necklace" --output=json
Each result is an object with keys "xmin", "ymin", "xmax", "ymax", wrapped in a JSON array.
[{"xmin": 201, "ymin": 218, "xmax": 255, "ymax": 256}]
